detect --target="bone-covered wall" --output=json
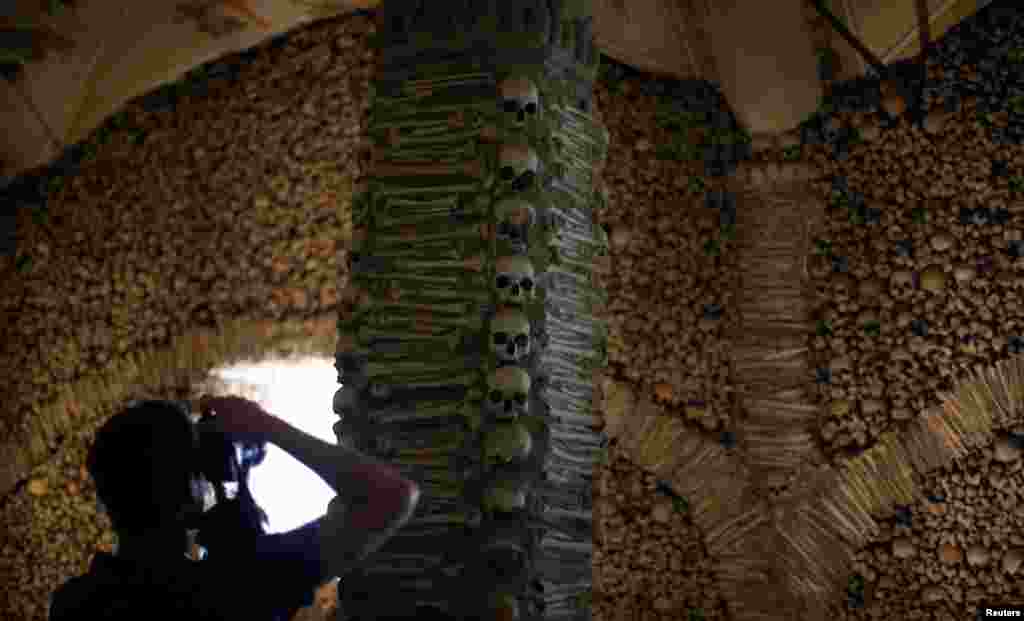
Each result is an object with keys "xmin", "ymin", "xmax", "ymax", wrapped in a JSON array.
[{"xmin": 330, "ymin": 1, "xmax": 609, "ymax": 619}]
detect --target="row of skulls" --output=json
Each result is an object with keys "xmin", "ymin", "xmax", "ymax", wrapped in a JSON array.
[
  {"xmin": 494, "ymin": 203, "xmax": 537, "ymax": 300},
  {"xmin": 487, "ymin": 76, "xmax": 543, "ymax": 488},
  {"xmin": 498, "ymin": 76, "xmax": 541, "ymax": 193},
  {"xmin": 346, "ymin": 75, "xmax": 546, "ymax": 483},
  {"xmin": 492, "ymin": 86, "xmax": 538, "ymax": 367},
  {"xmin": 337, "ymin": 58, "xmax": 588, "ymax": 619}
]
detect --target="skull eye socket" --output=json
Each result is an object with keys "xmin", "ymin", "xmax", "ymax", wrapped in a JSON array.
[
  {"xmin": 503, "ymin": 100, "xmax": 519, "ymax": 113},
  {"xmin": 496, "ymin": 275, "xmax": 511, "ymax": 288},
  {"xmin": 500, "ymin": 166, "xmax": 516, "ymax": 180},
  {"xmin": 516, "ymin": 171, "xmax": 536, "ymax": 187},
  {"xmin": 494, "ymin": 332, "xmax": 508, "ymax": 345},
  {"xmin": 524, "ymin": 102, "xmax": 538, "ymax": 115},
  {"xmin": 490, "ymin": 390, "xmax": 503, "ymax": 403},
  {"xmin": 521, "ymin": 278, "xmax": 534, "ymax": 291},
  {"xmin": 514, "ymin": 335, "xmax": 528, "ymax": 348}
]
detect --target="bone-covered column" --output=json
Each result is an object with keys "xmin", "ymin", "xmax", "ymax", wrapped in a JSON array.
[{"xmin": 333, "ymin": 2, "xmax": 608, "ymax": 619}]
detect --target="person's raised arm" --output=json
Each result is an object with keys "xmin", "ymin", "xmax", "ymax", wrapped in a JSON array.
[
  {"xmin": 264, "ymin": 415, "xmax": 421, "ymax": 577},
  {"xmin": 198, "ymin": 395, "xmax": 421, "ymax": 573},
  {"xmin": 259, "ymin": 413, "xmax": 420, "ymax": 531}
]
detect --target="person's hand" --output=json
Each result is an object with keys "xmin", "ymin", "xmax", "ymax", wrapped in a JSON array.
[{"xmin": 197, "ymin": 395, "xmax": 278, "ymax": 443}]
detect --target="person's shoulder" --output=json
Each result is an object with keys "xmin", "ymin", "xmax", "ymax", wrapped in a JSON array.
[
  {"xmin": 49, "ymin": 553, "xmax": 136, "ymax": 620},
  {"xmin": 48, "ymin": 572, "xmax": 98, "ymax": 620},
  {"xmin": 51, "ymin": 556, "xmax": 233, "ymax": 621}
]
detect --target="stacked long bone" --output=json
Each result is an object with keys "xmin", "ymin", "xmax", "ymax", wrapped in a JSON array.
[{"xmin": 330, "ymin": 2, "xmax": 610, "ymax": 619}]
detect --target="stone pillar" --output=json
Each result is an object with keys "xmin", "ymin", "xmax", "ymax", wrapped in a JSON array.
[{"xmin": 331, "ymin": 1, "xmax": 610, "ymax": 618}]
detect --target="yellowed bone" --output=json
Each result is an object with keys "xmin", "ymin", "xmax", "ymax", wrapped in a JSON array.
[
  {"xmin": 373, "ymin": 221, "xmax": 492, "ymax": 244},
  {"xmin": 479, "ymin": 125, "xmax": 499, "ymax": 143},
  {"xmin": 400, "ymin": 255, "xmax": 484, "ymax": 273},
  {"xmin": 414, "ymin": 311, "xmax": 441, "ymax": 331},
  {"xmin": 461, "ymin": 159, "xmax": 484, "ymax": 178},
  {"xmin": 373, "ymin": 159, "xmax": 485, "ymax": 178},
  {"xmin": 480, "ymin": 222, "xmax": 494, "ymax": 241},
  {"xmin": 374, "ymin": 162, "xmax": 463, "ymax": 176},
  {"xmin": 400, "ymin": 83, "xmax": 434, "ymax": 98},
  {"xmin": 464, "ymin": 255, "xmax": 484, "ymax": 272},
  {"xmin": 397, "ymin": 225, "xmax": 416, "ymax": 241},
  {"xmin": 448, "ymin": 111, "xmax": 466, "ymax": 129}
]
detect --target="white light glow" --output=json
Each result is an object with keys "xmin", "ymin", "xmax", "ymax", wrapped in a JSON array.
[{"xmin": 209, "ymin": 357, "xmax": 340, "ymax": 534}]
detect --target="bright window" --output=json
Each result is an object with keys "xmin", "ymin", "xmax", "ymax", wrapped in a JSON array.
[{"xmin": 207, "ymin": 356, "xmax": 339, "ymax": 534}]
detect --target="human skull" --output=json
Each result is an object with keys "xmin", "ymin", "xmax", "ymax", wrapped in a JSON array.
[
  {"xmin": 889, "ymin": 269, "xmax": 916, "ymax": 300},
  {"xmin": 491, "ymin": 308, "xmax": 531, "ymax": 362},
  {"xmin": 483, "ymin": 421, "xmax": 533, "ymax": 466},
  {"xmin": 486, "ymin": 365, "xmax": 531, "ymax": 420},
  {"xmin": 495, "ymin": 255, "xmax": 536, "ymax": 305},
  {"xmin": 498, "ymin": 143, "xmax": 539, "ymax": 192},
  {"xmin": 499, "ymin": 76, "xmax": 539, "ymax": 125},
  {"xmin": 494, "ymin": 198, "xmax": 535, "ymax": 243}
]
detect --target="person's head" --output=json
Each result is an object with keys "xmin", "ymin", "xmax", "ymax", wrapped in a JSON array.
[{"xmin": 86, "ymin": 400, "xmax": 207, "ymax": 539}]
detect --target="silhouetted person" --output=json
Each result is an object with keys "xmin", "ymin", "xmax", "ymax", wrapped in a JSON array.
[{"xmin": 48, "ymin": 397, "xmax": 420, "ymax": 621}]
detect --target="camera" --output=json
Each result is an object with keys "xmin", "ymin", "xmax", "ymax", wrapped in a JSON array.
[{"xmin": 185, "ymin": 402, "xmax": 271, "ymax": 558}]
